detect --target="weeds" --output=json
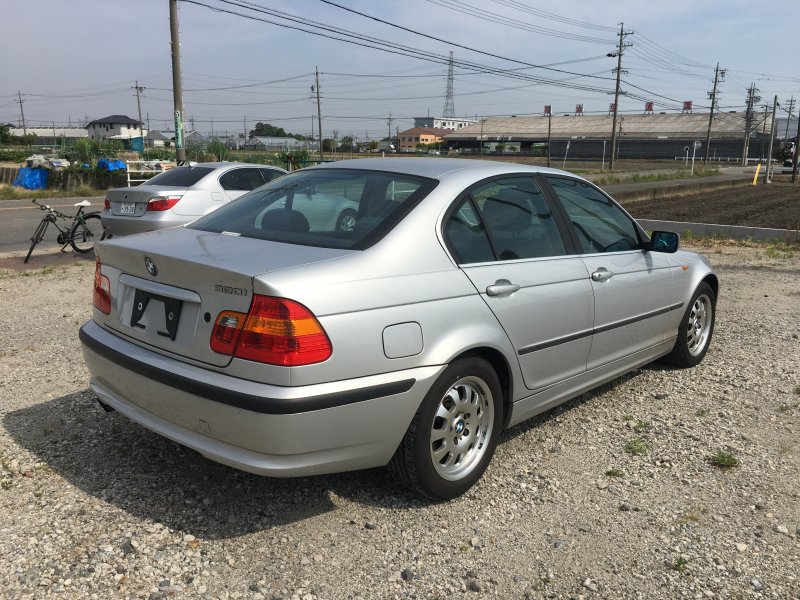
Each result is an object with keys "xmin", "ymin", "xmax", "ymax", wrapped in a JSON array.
[
  {"xmin": 606, "ymin": 468, "xmax": 624, "ymax": 477},
  {"xmin": 671, "ymin": 556, "xmax": 689, "ymax": 572},
  {"xmin": 710, "ymin": 451, "xmax": 739, "ymax": 469},
  {"xmin": 634, "ymin": 420, "xmax": 652, "ymax": 434},
  {"xmin": 625, "ymin": 438, "xmax": 649, "ymax": 456},
  {"xmin": 696, "ymin": 408, "xmax": 708, "ymax": 417}
]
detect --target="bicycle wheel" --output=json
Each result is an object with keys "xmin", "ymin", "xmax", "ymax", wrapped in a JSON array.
[
  {"xmin": 70, "ymin": 213, "xmax": 104, "ymax": 253},
  {"xmin": 24, "ymin": 219, "xmax": 50, "ymax": 263}
]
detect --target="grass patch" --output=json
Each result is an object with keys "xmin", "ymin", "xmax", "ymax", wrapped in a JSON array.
[
  {"xmin": 605, "ymin": 468, "xmax": 624, "ymax": 477},
  {"xmin": 634, "ymin": 419, "xmax": 652, "ymax": 434},
  {"xmin": 710, "ymin": 450, "xmax": 739, "ymax": 469},
  {"xmin": 593, "ymin": 167, "xmax": 719, "ymax": 187},
  {"xmin": 696, "ymin": 408, "xmax": 708, "ymax": 417},
  {"xmin": 795, "ymin": 385, "xmax": 800, "ymax": 396},
  {"xmin": 625, "ymin": 438, "xmax": 649, "ymax": 456},
  {"xmin": 0, "ymin": 185, "xmax": 100, "ymax": 201},
  {"xmin": 766, "ymin": 245, "xmax": 796, "ymax": 260},
  {"xmin": 671, "ymin": 556, "xmax": 689, "ymax": 572},
  {"xmin": 622, "ymin": 414, "xmax": 634, "ymax": 421},
  {"xmin": 777, "ymin": 403, "xmax": 798, "ymax": 413}
]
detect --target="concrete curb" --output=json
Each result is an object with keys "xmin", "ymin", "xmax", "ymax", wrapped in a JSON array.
[{"xmin": 638, "ymin": 219, "xmax": 800, "ymax": 243}]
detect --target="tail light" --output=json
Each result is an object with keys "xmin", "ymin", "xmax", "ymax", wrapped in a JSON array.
[
  {"xmin": 93, "ymin": 258, "xmax": 111, "ymax": 314},
  {"xmin": 211, "ymin": 295, "xmax": 331, "ymax": 366},
  {"xmin": 146, "ymin": 196, "xmax": 181, "ymax": 212},
  {"xmin": 103, "ymin": 197, "xmax": 110, "ymax": 210}
]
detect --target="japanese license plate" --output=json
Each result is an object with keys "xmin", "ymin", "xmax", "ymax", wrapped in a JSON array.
[{"xmin": 120, "ymin": 202, "xmax": 136, "ymax": 215}]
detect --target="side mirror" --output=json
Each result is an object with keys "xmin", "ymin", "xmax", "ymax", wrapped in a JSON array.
[{"xmin": 647, "ymin": 230, "xmax": 679, "ymax": 253}]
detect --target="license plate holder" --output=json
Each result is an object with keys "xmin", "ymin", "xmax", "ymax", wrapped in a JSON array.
[
  {"xmin": 130, "ymin": 289, "xmax": 182, "ymax": 341},
  {"xmin": 120, "ymin": 202, "xmax": 136, "ymax": 215}
]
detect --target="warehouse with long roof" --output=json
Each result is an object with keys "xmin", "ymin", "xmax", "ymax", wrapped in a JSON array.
[{"xmin": 443, "ymin": 111, "xmax": 775, "ymax": 161}]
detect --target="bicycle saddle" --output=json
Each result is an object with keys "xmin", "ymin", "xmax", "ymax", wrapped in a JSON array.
[{"xmin": 74, "ymin": 200, "xmax": 92, "ymax": 207}]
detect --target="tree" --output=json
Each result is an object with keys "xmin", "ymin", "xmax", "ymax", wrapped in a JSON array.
[
  {"xmin": 250, "ymin": 122, "xmax": 308, "ymax": 141},
  {"xmin": 368, "ymin": 140, "xmax": 379, "ymax": 152},
  {"xmin": 337, "ymin": 135, "xmax": 354, "ymax": 152},
  {"xmin": 322, "ymin": 138, "xmax": 335, "ymax": 152},
  {"xmin": 0, "ymin": 123, "xmax": 11, "ymax": 144},
  {"xmin": 206, "ymin": 140, "xmax": 229, "ymax": 162}
]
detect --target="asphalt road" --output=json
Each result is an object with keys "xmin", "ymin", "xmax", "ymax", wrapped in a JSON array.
[{"xmin": 0, "ymin": 197, "xmax": 104, "ymax": 256}]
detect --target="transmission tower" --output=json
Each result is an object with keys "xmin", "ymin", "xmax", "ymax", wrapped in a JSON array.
[{"xmin": 442, "ymin": 51, "xmax": 455, "ymax": 118}]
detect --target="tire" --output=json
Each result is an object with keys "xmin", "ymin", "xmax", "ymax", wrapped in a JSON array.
[
  {"xmin": 388, "ymin": 356, "xmax": 503, "ymax": 500},
  {"xmin": 665, "ymin": 281, "xmax": 715, "ymax": 368},
  {"xmin": 70, "ymin": 213, "xmax": 104, "ymax": 253},
  {"xmin": 24, "ymin": 219, "xmax": 49, "ymax": 264},
  {"xmin": 335, "ymin": 209, "xmax": 357, "ymax": 232}
]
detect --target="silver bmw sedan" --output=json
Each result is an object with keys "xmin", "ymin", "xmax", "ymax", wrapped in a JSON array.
[{"xmin": 80, "ymin": 158, "xmax": 717, "ymax": 499}]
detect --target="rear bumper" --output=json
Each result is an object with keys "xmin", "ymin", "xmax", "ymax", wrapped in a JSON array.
[
  {"xmin": 79, "ymin": 320, "xmax": 443, "ymax": 476},
  {"xmin": 100, "ymin": 211, "xmax": 189, "ymax": 237}
]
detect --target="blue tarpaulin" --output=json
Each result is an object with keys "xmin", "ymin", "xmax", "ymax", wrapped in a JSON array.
[
  {"xmin": 97, "ymin": 159, "xmax": 127, "ymax": 172},
  {"xmin": 12, "ymin": 167, "xmax": 49, "ymax": 190}
]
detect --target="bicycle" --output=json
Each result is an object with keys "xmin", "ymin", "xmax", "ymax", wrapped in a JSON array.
[{"xmin": 24, "ymin": 199, "xmax": 105, "ymax": 263}]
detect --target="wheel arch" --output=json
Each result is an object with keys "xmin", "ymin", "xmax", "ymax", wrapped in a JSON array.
[
  {"xmin": 702, "ymin": 273, "xmax": 719, "ymax": 302},
  {"xmin": 453, "ymin": 346, "xmax": 514, "ymax": 430}
]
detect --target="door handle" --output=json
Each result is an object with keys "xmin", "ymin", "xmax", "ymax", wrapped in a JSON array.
[
  {"xmin": 486, "ymin": 279, "xmax": 520, "ymax": 297},
  {"xmin": 591, "ymin": 267, "xmax": 613, "ymax": 282}
]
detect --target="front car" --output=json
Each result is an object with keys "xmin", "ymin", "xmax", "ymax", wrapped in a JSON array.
[{"xmin": 81, "ymin": 158, "xmax": 717, "ymax": 499}]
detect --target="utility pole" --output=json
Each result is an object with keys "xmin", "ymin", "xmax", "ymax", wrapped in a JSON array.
[
  {"xmin": 314, "ymin": 67, "xmax": 323, "ymax": 160},
  {"xmin": 387, "ymin": 112, "xmax": 393, "ymax": 152},
  {"xmin": 792, "ymin": 101, "xmax": 800, "ymax": 183},
  {"xmin": 784, "ymin": 96, "xmax": 796, "ymax": 141},
  {"xmin": 169, "ymin": 0, "xmax": 186, "ymax": 163},
  {"xmin": 742, "ymin": 84, "xmax": 760, "ymax": 165},
  {"xmin": 764, "ymin": 95, "xmax": 778, "ymax": 184},
  {"xmin": 17, "ymin": 91, "xmax": 27, "ymax": 136},
  {"xmin": 704, "ymin": 63, "xmax": 726, "ymax": 163},
  {"xmin": 608, "ymin": 23, "xmax": 632, "ymax": 171},
  {"xmin": 546, "ymin": 112, "xmax": 552, "ymax": 167},
  {"xmin": 132, "ymin": 80, "xmax": 145, "ymax": 138}
]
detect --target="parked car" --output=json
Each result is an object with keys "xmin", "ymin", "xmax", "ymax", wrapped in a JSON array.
[
  {"xmin": 101, "ymin": 162, "xmax": 287, "ymax": 236},
  {"xmin": 80, "ymin": 158, "xmax": 717, "ymax": 499}
]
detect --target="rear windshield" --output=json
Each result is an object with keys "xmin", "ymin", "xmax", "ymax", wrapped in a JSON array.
[
  {"xmin": 143, "ymin": 166, "xmax": 215, "ymax": 187},
  {"xmin": 188, "ymin": 169, "xmax": 436, "ymax": 250}
]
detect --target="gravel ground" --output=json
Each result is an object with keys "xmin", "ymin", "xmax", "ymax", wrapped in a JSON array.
[{"xmin": 0, "ymin": 242, "xmax": 798, "ymax": 600}]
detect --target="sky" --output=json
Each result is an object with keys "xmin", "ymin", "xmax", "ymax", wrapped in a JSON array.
[{"xmin": 2, "ymin": 0, "xmax": 799, "ymax": 141}]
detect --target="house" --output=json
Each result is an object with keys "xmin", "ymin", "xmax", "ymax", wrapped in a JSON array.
[
  {"xmin": 145, "ymin": 130, "xmax": 169, "ymax": 148},
  {"xmin": 184, "ymin": 130, "xmax": 207, "ymax": 147},
  {"xmin": 86, "ymin": 115, "xmax": 145, "ymax": 140},
  {"xmin": 398, "ymin": 127, "xmax": 450, "ymax": 152}
]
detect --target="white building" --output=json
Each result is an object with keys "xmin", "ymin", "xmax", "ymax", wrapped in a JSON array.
[
  {"xmin": 414, "ymin": 116, "xmax": 478, "ymax": 130},
  {"xmin": 86, "ymin": 115, "xmax": 145, "ymax": 140}
]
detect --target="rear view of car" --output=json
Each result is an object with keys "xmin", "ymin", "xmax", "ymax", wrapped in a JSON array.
[
  {"xmin": 81, "ymin": 158, "xmax": 717, "ymax": 500},
  {"xmin": 101, "ymin": 162, "xmax": 286, "ymax": 237}
]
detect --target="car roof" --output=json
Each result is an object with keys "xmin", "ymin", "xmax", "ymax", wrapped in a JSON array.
[
  {"xmin": 180, "ymin": 162, "xmax": 285, "ymax": 171},
  {"xmin": 309, "ymin": 157, "xmax": 576, "ymax": 181}
]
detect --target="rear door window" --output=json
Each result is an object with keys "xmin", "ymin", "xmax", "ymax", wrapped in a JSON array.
[
  {"xmin": 144, "ymin": 166, "xmax": 215, "ymax": 187},
  {"xmin": 219, "ymin": 168, "xmax": 267, "ymax": 191}
]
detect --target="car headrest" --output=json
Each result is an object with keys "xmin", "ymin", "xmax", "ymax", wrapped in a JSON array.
[
  {"xmin": 482, "ymin": 188, "xmax": 532, "ymax": 233},
  {"xmin": 259, "ymin": 208, "xmax": 310, "ymax": 233}
]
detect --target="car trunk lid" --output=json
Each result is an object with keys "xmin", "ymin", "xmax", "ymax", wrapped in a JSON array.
[
  {"xmin": 95, "ymin": 227, "xmax": 356, "ymax": 367},
  {"xmin": 105, "ymin": 185, "xmax": 188, "ymax": 217}
]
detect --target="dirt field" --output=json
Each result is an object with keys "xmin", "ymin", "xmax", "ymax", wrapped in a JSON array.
[{"xmin": 622, "ymin": 179, "xmax": 800, "ymax": 230}]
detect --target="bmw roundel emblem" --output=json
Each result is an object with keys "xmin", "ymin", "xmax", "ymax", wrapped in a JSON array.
[{"xmin": 144, "ymin": 256, "xmax": 158, "ymax": 277}]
